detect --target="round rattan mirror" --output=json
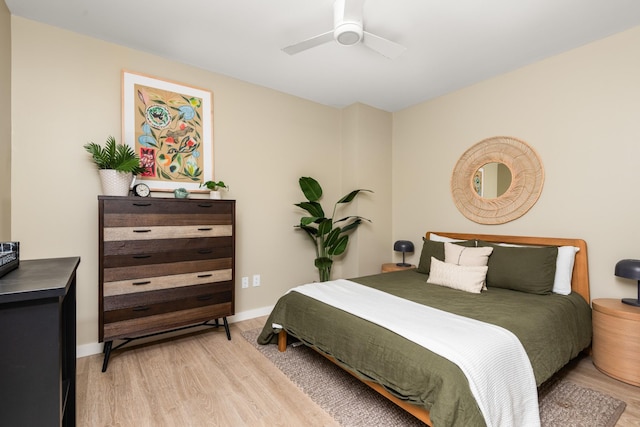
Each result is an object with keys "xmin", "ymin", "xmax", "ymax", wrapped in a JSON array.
[{"xmin": 451, "ymin": 136, "xmax": 544, "ymax": 224}]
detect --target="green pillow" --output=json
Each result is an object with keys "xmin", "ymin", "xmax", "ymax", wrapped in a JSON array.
[
  {"xmin": 477, "ymin": 241, "xmax": 558, "ymax": 295},
  {"xmin": 416, "ymin": 239, "xmax": 476, "ymax": 274}
]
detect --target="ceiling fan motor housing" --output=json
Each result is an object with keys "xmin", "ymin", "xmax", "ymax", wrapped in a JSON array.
[{"xmin": 334, "ymin": 22, "xmax": 363, "ymax": 45}]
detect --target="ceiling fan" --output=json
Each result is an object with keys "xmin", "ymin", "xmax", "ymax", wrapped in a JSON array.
[{"xmin": 282, "ymin": 0, "xmax": 406, "ymax": 59}]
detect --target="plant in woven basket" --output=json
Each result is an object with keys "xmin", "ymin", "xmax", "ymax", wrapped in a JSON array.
[{"xmin": 294, "ymin": 176, "xmax": 372, "ymax": 282}]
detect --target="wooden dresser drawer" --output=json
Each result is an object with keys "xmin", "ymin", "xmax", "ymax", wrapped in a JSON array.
[
  {"xmin": 101, "ymin": 197, "xmax": 233, "ymax": 227},
  {"xmin": 104, "ymin": 268, "xmax": 232, "ymax": 296},
  {"xmin": 103, "ymin": 237, "xmax": 233, "ymax": 267},
  {"xmin": 103, "ymin": 224, "xmax": 232, "ymax": 241},
  {"xmin": 104, "ymin": 282, "xmax": 232, "ymax": 323},
  {"xmin": 104, "ymin": 303, "xmax": 233, "ymax": 339}
]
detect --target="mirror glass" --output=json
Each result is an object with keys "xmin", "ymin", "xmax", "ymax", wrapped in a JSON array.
[{"xmin": 473, "ymin": 163, "xmax": 512, "ymax": 198}]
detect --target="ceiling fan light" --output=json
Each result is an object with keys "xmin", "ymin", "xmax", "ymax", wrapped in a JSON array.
[{"xmin": 334, "ymin": 22, "xmax": 363, "ymax": 46}]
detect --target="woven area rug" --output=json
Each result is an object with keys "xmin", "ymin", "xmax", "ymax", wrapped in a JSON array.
[{"xmin": 242, "ymin": 329, "xmax": 626, "ymax": 427}]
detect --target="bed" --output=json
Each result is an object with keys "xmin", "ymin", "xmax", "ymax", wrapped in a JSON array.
[{"xmin": 257, "ymin": 232, "xmax": 592, "ymax": 426}]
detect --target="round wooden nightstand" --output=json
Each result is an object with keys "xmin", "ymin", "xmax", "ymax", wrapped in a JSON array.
[
  {"xmin": 381, "ymin": 263, "xmax": 416, "ymax": 273},
  {"xmin": 592, "ymin": 298, "xmax": 640, "ymax": 386}
]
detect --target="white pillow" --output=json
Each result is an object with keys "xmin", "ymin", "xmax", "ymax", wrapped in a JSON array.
[
  {"xmin": 444, "ymin": 242, "xmax": 493, "ymax": 266},
  {"xmin": 553, "ymin": 246, "xmax": 579, "ymax": 295},
  {"xmin": 429, "ymin": 233, "xmax": 465, "ymax": 243},
  {"xmin": 428, "ymin": 257, "xmax": 488, "ymax": 294}
]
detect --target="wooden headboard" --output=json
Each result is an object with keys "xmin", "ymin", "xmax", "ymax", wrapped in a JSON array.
[{"xmin": 426, "ymin": 232, "xmax": 590, "ymax": 303}]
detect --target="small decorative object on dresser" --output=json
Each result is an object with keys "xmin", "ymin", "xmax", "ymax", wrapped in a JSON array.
[
  {"xmin": 614, "ymin": 259, "xmax": 640, "ymax": 306},
  {"xmin": 173, "ymin": 187, "xmax": 189, "ymax": 198},
  {"xmin": 98, "ymin": 196, "xmax": 235, "ymax": 372},
  {"xmin": 200, "ymin": 180, "xmax": 229, "ymax": 199},
  {"xmin": 592, "ymin": 298, "xmax": 640, "ymax": 386},
  {"xmin": 132, "ymin": 183, "xmax": 151, "ymax": 197}
]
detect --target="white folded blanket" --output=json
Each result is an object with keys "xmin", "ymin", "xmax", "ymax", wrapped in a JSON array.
[{"xmin": 291, "ymin": 279, "xmax": 540, "ymax": 427}]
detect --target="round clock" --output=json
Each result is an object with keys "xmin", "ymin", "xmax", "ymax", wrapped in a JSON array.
[{"xmin": 132, "ymin": 183, "xmax": 150, "ymax": 197}]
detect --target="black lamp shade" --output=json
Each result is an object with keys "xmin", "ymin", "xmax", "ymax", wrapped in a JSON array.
[
  {"xmin": 393, "ymin": 240, "xmax": 414, "ymax": 267},
  {"xmin": 615, "ymin": 259, "xmax": 640, "ymax": 307}
]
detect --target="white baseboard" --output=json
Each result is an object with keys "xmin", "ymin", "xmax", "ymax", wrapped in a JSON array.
[{"xmin": 76, "ymin": 305, "xmax": 274, "ymax": 359}]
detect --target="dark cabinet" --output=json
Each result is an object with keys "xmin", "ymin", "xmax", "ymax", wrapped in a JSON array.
[{"xmin": 0, "ymin": 257, "xmax": 80, "ymax": 427}]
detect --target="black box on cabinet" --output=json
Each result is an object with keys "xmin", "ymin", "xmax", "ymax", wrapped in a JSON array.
[{"xmin": 0, "ymin": 242, "xmax": 19, "ymax": 278}]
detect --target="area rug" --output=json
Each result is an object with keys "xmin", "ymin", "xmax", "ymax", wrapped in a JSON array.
[{"xmin": 242, "ymin": 329, "xmax": 626, "ymax": 427}]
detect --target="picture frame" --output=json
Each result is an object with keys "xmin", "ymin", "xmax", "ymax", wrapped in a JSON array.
[{"xmin": 122, "ymin": 70, "xmax": 213, "ymax": 192}]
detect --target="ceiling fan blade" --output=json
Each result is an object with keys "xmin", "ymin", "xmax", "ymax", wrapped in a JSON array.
[
  {"xmin": 339, "ymin": 0, "xmax": 365, "ymax": 23},
  {"xmin": 362, "ymin": 31, "xmax": 406, "ymax": 59},
  {"xmin": 282, "ymin": 31, "xmax": 334, "ymax": 55}
]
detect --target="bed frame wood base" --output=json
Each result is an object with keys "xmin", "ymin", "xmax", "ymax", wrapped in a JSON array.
[{"xmin": 276, "ymin": 232, "xmax": 590, "ymax": 426}]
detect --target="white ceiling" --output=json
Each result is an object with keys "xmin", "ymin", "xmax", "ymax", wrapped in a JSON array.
[{"xmin": 6, "ymin": 0, "xmax": 640, "ymax": 112}]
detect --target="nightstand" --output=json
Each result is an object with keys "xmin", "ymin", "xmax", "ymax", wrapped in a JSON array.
[
  {"xmin": 592, "ymin": 298, "xmax": 640, "ymax": 386},
  {"xmin": 381, "ymin": 263, "xmax": 416, "ymax": 273}
]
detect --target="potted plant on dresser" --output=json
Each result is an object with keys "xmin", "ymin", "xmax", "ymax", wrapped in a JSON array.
[
  {"xmin": 200, "ymin": 180, "xmax": 229, "ymax": 199},
  {"xmin": 84, "ymin": 136, "xmax": 145, "ymax": 196}
]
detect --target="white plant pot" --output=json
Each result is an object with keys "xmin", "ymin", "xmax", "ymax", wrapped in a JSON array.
[
  {"xmin": 209, "ymin": 190, "xmax": 222, "ymax": 199},
  {"xmin": 99, "ymin": 170, "xmax": 134, "ymax": 196}
]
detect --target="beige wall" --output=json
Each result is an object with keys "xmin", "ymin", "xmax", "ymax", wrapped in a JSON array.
[
  {"xmin": 0, "ymin": 0, "xmax": 10, "ymax": 240},
  {"xmin": 10, "ymin": 17, "xmax": 391, "ymax": 348},
  {"xmin": 339, "ymin": 103, "xmax": 393, "ymax": 278},
  {"xmin": 10, "ymin": 14, "xmax": 640, "ymax": 350},
  {"xmin": 393, "ymin": 25, "xmax": 640, "ymax": 302}
]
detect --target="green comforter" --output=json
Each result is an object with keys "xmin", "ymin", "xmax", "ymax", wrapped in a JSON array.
[{"xmin": 257, "ymin": 270, "xmax": 592, "ymax": 427}]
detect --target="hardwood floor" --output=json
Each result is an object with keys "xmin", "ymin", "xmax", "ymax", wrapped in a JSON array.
[{"xmin": 77, "ymin": 316, "xmax": 639, "ymax": 426}]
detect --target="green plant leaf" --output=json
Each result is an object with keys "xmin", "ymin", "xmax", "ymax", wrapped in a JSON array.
[
  {"xmin": 300, "ymin": 216, "xmax": 320, "ymax": 226},
  {"xmin": 328, "ymin": 235, "xmax": 348, "ymax": 256},
  {"xmin": 296, "ymin": 224, "xmax": 318, "ymax": 237},
  {"xmin": 324, "ymin": 227, "xmax": 341, "ymax": 247},
  {"xmin": 294, "ymin": 202, "xmax": 325, "ymax": 218},
  {"xmin": 337, "ymin": 189, "xmax": 372, "ymax": 204},
  {"xmin": 299, "ymin": 177, "xmax": 322, "ymax": 202},
  {"xmin": 317, "ymin": 219, "xmax": 333, "ymax": 236}
]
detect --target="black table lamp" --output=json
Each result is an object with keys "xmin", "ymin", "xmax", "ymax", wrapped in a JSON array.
[
  {"xmin": 615, "ymin": 259, "xmax": 640, "ymax": 307},
  {"xmin": 394, "ymin": 240, "xmax": 414, "ymax": 267}
]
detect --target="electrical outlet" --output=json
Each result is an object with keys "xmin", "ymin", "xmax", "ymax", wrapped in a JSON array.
[
  {"xmin": 241, "ymin": 277, "xmax": 249, "ymax": 288},
  {"xmin": 252, "ymin": 274, "xmax": 261, "ymax": 287}
]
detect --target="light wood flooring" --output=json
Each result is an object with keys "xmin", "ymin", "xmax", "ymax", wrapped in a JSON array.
[{"xmin": 77, "ymin": 316, "xmax": 640, "ymax": 426}]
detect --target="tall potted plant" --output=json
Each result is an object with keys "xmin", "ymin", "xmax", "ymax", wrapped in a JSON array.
[
  {"xmin": 84, "ymin": 136, "xmax": 145, "ymax": 196},
  {"xmin": 294, "ymin": 176, "xmax": 372, "ymax": 282}
]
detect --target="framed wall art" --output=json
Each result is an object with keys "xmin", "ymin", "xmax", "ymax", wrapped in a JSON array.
[{"xmin": 122, "ymin": 70, "xmax": 213, "ymax": 192}]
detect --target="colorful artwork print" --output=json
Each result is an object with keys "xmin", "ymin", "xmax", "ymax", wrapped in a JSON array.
[
  {"xmin": 123, "ymin": 71, "xmax": 213, "ymax": 191},
  {"xmin": 134, "ymin": 84, "xmax": 203, "ymax": 182}
]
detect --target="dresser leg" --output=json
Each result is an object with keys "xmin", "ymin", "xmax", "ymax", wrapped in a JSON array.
[
  {"xmin": 223, "ymin": 317, "xmax": 231, "ymax": 340},
  {"xmin": 102, "ymin": 341, "xmax": 113, "ymax": 372}
]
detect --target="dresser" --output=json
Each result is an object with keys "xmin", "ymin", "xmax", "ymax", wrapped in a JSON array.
[
  {"xmin": 0, "ymin": 257, "xmax": 80, "ymax": 427},
  {"xmin": 98, "ymin": 196, "xmax": 235, "ymax": 371}
]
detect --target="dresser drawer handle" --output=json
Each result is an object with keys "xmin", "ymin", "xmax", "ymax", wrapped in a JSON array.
[
  {"xmin": 133, "ymin": 255, "xmax": 151, "ymax": 259},
  {"xmin": 197, "ymin": 227, "xmax": 213, "ymax": 231},
  {"xmin": 197, "ymin": 203, "xmax": 213, "ymax": 208},
  {"xmin": 132, "ymin": 280, "xmax": 151, "ymax": 286},
  {"xmin": 197, "ymin": 273, "xmax": 213, "ymax": 278},
  {"xmin": 197, "ymin": 294, "xmax": 213, "ymax": 301},
  {"xmin": 197, "ymin": 249, "xmax": 213, "ymax": 254},
  {"xmin": 133, "ymin": 306, "xmax": 150, "ymax": 312},
  {"xmin": 133, "ymin": 229, "xmax": 152, "ymax": 233},
  {"xmin": 132, "ymin": 203, "xmax": 152, "ymax": 207}
]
